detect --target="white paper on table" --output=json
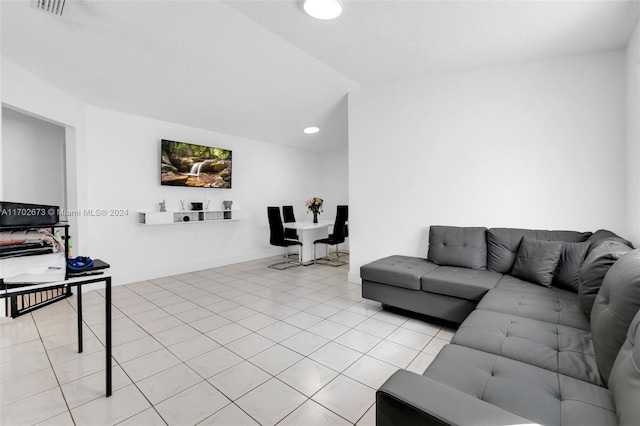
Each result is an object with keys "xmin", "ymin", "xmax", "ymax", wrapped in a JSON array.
[{"xmin": 0, "ymin": 253, "xmax": 66, "ymax": 283}]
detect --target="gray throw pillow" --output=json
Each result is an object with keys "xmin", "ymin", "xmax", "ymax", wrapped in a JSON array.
[
  {"xmin": 511, "ymin": 237, "xmax": 564, "ymax": 287},
  {"xmin": 579, "ymin": 240, "xmax": 632, "ymax": 317},
  {"xmin": 553, "ymin": 241, "xmax": 592, "ymax": 292}
]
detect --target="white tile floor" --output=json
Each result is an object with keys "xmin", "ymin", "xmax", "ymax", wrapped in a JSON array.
[{"xmin": 0, "ymin": 255, "xmax": 454, "ymax": 425}]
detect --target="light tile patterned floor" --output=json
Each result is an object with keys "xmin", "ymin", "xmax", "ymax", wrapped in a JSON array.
[{"xmin": 0, "ymin": 255, "xmax": 453, "ymax": 425}]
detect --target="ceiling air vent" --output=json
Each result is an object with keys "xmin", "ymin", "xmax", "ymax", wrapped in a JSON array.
[{"xmin": 31, "ymin": 0, "xmax": 66, "ymax": 16}]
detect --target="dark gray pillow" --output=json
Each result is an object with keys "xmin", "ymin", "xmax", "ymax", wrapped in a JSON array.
[
  {"xmin": 579, "ymin": 240, "xmax": 632, "ymax": 317},
  {"xmin": 552, "ymin": 241, "xmax": 592, "ymax": 292},
  {"xmin": 511, "ymin": 237, "xmax": 563, "ymax": 287}
]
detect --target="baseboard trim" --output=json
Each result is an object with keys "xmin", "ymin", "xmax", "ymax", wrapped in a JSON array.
[{"xmin": 92, "ymin": 248, "xmax": 283, "ymax": 290}]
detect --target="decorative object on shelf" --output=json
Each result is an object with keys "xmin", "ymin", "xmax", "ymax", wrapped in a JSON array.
[
  {"xmin": 306, "ymin": 197, "xmax": 324, "ymax": 224},
  {"xmin": 191, "ymin": 202, "xmax": 203, "ymax": 211},
  {"xmin": 223, "ymin": 200, "xmax": 233, "ymax": 210},
  {"xmin": 159, "ymin": 200, "xmax": 166, "ymax": 212}
]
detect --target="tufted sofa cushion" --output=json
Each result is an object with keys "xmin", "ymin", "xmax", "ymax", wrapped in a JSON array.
[
  {"xmin": 360, "ymin": 255, "xmax": 439, "ymax": 290},
  {"xmin": 427, "ymin": 226, "xmax": 488, "ymax": 270},
  {"xmin": 496, "ymin": 274, "xmax": 578, "ymax": 298},
  {"xmin": 590, "ymin": 249, "xmax": 640, "ymax": 386},
  {"xmin": 452, "ymin": 310, "xmax": 602, "ymax": 385},
  {"xmin": 423, "ymin": 344, "xmax": 617, "ymax": 426},
  {"xmin": 487, "ymin": 228, "xmax": 591, "ymax": 274},
  {"xmin": 477, "ymin": 288, "xmax": 590, "ymax": 330},
  {"xmin": 608, "ymin": 310, "xmax": 640, "ymax": 425},
  {"xmin": 579, "ymin": 240, "xmax": 633, "ymax": 317},
  {"xmin": 420, "ymin": 267, "xmax": 502, "ymax": 301}
]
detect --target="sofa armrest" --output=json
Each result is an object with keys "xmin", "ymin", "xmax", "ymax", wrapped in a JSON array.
[{"xmin": 377, "ymin": 370, "xmax": 539, "ymax": 426}]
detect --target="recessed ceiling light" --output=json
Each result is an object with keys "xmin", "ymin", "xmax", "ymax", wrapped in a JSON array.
[
  {"xmin": 303, "ymin": 0, "xmax": 343, "ymax": 20},
  {"xmin": 304, "ymin": 126, "xmax": 320, "ymax": 134}
]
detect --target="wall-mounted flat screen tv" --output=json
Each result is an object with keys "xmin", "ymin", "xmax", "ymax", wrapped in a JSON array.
[{"xmin": 161, "ymin": 139, "xmax": 232, "ymax": 188}]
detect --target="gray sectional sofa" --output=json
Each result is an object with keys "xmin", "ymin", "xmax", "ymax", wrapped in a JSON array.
[
  {"xmin": 361, "ymin": 226, "xmax": 632, "ymax": 324},
  {"xmin": 360, "ymin": 226, "xmax": 640, "ymax": 425}
]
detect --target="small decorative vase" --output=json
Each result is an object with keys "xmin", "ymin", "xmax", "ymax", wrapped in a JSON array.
[{"xmin": 313, "ymin": 212, "xmax": 318, "ymax": 224}]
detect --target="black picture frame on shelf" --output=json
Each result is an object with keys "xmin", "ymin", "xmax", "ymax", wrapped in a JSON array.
[{"xmin": 160, "ymin": 139, "xmax": 232, "ymax": 189}]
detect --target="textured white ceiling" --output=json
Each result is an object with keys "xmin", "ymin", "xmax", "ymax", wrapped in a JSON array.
[
  {"xmin": 227, "ymin": 0, "xmax": 640, "ymax": 84},
  {"xmin": 1, "ymin": 1, "xmax": 639, "ymax": 152}
]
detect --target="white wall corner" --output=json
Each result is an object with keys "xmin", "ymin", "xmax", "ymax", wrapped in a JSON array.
[{"xmin": 626, "ymin": 19, "xmax": 640, "ymax": 246}]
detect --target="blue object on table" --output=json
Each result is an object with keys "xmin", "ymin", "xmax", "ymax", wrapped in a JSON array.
[{"xmin": 68, "ymin": 256, "xmax": 94, "ymax": 271}]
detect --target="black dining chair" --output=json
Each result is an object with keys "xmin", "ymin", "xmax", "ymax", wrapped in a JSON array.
[
  {"xmin": 267, "ymin": 207, "xmax": 302, "ymax": 269},
  {"xmin": 282, "ymin": 205, "xmax": 299, "ymax": 260},
  {"xmin": 313, "ymin": 205, "xmax": 348, "ymax": 266},
  {"xmin": 282, "ymin": 205, "xmax": 299, "ymax": 241},
  {"xmin": 329, "ymin": 205, "xmax": 348, "ymax": 254}
]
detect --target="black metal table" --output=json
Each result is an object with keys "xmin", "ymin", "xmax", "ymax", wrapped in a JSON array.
[{"xmin": 1, "ymin": 273, "xmax": 113, "ymax": 397}]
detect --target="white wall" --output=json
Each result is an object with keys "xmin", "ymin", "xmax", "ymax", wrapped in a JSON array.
[
  {"xmin": 348, "ymin": 51, "xmax": 627, "ymax": 282},
  {"xmin": 626, "ymin": 20, "xmax": 640, "ymax": 245},
  {"xmin": 84, "ymin": 107, "xmax": 320, "ymax": 284},
  {"xmin": 2, "ymin": 107, "xmax": 66, "ymax": 208},
  {"xmin": 0, "ymin": 48, "xmax": 3, "ymax": 198},
  {"xmin": 318, "ymin": 141, "xmax": 350, "ymax": 248}
]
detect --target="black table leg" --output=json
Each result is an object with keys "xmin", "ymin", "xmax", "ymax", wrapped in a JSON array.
[
  {"xmin": 77, "ymin": 285, "xmax": 83, "ymax": 353},
  {"xmin": 10, "ymin": 296, "xmax": 18, "ymax": 319},
  {"xmin": 106, "ymin": 277, "xmax": 112, "ymax": 397}
]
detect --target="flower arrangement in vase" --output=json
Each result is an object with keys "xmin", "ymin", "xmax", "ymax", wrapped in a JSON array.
[{"xmin": 306, "ymin": 197, "xmax": 324, "ymax": 223}]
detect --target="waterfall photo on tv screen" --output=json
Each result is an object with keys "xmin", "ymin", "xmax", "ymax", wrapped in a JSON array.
[{"xmin": 161, "ymin": 139, "xmax": 232, "ymax": 188}]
